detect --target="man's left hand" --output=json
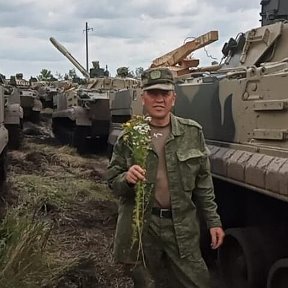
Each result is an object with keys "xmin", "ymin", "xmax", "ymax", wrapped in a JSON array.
[{"xmin": 210, "ymin": 227, "xmax": 225, "ymax": 249}]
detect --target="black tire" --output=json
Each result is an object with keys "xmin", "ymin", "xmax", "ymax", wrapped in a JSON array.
[
  {"xmin": 267, "ymin": 258, "xmax": 288, "ymax": 288},
  {"xmin": 218, "ymin": 227, "xmax": 286, "ymax": 288}
]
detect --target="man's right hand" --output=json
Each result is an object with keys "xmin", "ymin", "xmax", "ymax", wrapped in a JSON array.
[{"xmin": 125, "ymin": 165, "xmax": 146, "ymax": 185}]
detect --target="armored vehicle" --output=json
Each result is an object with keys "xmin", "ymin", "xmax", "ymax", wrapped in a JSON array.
[
  {"xmin": 50, "ymin": 37, "xmax": 139, "ymax": 153},
  {"xmin": 0, "ymin": 85, "xmax": 9, "ymax": 190},
  {"xmin": 0, "ymin": 75, "xmax": 23, "ymax": 149},
  {"xmin": 108, "ymin": 1, "xmax": 288, "ymax": 287},
  {"xmin": 31, "ymin": 80, "xmax": 59, "ymax": 109},
  {"xmin": 172, "ymin": 1, "xmax": 288, "ymax": 288},
  {"xmin": 9, "ymin": 74, "xmax": 42, "ymax": 122}
]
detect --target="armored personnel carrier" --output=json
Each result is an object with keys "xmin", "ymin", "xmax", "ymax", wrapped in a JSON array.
[
  {"xmin": 0, "ymin": 85, "xmax": 9, "ymax": 190},
  {"xmin": 172, "ymin": 1, "xmax": 288, "ymax": 288},
  {"xmin": 50, "ymin": 37, "xmax": 139, "ymax": 153},
  {"xmin": 108, "ymin": 1, "xmax": 288, "ymax": 287}
]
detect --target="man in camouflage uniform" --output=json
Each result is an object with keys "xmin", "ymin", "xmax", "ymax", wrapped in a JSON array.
[{"xmin": 107, "ymin": 67, "xmax": 225, "ymax": 288}]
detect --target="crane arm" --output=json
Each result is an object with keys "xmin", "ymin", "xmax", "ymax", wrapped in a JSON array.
[{"xmin": 151, "ymin": 31, "xmax": 218, "ymax": 68}]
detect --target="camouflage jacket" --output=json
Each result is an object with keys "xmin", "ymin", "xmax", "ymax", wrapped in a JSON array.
[{"xmin": 107, "ymin": 114, "xmax": 222, "ymax": 263}]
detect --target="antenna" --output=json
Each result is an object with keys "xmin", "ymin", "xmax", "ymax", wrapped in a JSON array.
[{"xmin": 83, "ymin": 22, "xmax": 93, "ymax": 73}]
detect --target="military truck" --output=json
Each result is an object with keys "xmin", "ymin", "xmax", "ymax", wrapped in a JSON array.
[
  {"xmin": 108, "ymin": 1, "xmax": 288, "ymax": 287},
  {"xmin": 50, "ymin": 37, "xmax": 139, "ymax": 153},
  {"xmin": 0, "ymin": 85, "xmax": 9, "ymax": 190}
]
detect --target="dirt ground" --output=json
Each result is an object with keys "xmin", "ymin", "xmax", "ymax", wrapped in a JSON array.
[{"xmin": 4, "ymin": 114, "xmax": 224, "ymax": 288}]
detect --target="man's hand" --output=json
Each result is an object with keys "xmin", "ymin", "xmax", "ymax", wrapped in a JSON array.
[
  {"xmin": 210, "ymin": 227, "xmax": 225, "ymax": 249},
  {"xmin": 125, "ymin": 165, "xmax": 146, "ymax": 185}
]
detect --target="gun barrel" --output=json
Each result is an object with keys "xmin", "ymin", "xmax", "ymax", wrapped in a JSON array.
[{"xmin": 50, "ymin": 37, "xmax": 90, "ymax": 79}]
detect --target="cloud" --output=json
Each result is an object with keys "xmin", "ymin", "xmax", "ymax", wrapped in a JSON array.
[{"xmin": 0, "ymin": 0, "xmax": 261, "ymax": 78}]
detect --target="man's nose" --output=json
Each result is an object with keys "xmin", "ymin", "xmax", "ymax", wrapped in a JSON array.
[{"xmin": 154, "ymin": 93, "xmax": 165, "ymax": 100}]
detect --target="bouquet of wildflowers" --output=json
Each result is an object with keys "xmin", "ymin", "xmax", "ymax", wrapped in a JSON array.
[{"xmin": 122, "ymin": 115, "xmax": 152, "ymax": 262}]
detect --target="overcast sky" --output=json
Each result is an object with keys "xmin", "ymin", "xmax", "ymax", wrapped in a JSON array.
[{"xmin": 0, "ymin": 0, "xmax": 261, "ymax": 79}]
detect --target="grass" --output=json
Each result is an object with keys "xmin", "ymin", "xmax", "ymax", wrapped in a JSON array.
[
  {"xmin": 0, "ymin": 137, "xmax": 113, "ymax": 287},
  {"xmin": 0, "ymin": 209, "xmax": 53, "ymax": 288}
]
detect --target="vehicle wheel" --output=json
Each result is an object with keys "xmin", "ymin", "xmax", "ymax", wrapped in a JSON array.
[
  {"xmin": 6, "ymin": 124, "xmax": 24, "ymax": 149},
  {"xmin": 267, "ymin": 258, "xmax": 288, "ymax": 288},
  {"xmin": 107, "ymin": 143, "xmax": 114, "ymax": 160},
  {"xmin": 218, "ymin": 227, "xmax": 285, "ymax": 288}
]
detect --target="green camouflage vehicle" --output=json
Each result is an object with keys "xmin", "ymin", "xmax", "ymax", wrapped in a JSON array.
[
  {"xmin": 173, "ymin": 1, "xmax": 288, "ymax": 288},
  {"xmin": 108, "ymin": 1, "xmax": 288, "ymax": 287},
  {"xmin": 0, "ymin": 85, "xmax": 9, "ymax": 190}
]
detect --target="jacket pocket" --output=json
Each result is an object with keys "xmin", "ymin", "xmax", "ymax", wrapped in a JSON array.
[{"xmin": 177, "ymin": 149, "xmax": 205, "ymax": 191}]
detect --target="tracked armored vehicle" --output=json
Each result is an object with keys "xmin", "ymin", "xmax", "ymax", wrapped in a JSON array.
[
  {"xmin": 31, "ymin": 81, "xmax": 59, "ymax": 109},
  {"xmin": 8, "ymin": 74, "xmax": 42, "ymax": 122},
  {"xmin": 50, "ymin": 37, "xmax": 139, "ymax": 153},
  {"xmin": 0, "ymin": 85, "xmax": 9, "ymax": 190},
  {"xmin": 0, "ymin": 75, "xmax": 23, "ymax": 149}
]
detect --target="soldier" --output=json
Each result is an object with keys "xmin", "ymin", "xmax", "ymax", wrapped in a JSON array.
[{"xmin": 107, "ymin": 67, "xmax": 225, "ymax": 288}]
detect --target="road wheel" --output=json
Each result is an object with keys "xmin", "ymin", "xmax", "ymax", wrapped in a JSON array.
[{"xmin": 267, "ymin": 258, "xmax": 288, "ymax": 288}]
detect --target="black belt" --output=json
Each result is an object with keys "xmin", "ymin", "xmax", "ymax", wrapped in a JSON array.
[{"xmin": 151, "ymin": 207, "xmax": 172, "ymax": 218}]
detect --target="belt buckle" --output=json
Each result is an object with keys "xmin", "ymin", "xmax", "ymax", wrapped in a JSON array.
[{"xmin": 159, "ymin": 208, "xmax": 169, "ymax": 218}]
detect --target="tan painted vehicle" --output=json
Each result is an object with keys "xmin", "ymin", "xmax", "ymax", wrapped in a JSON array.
[
  {"xmin": 0, "ymin": 75, "xmax": 23, "ymax": 149},
  {"xmin": 108, "ymin": 1, "xmax": 288, "ymax": 287},
  {"xmin": 8, "ymin": 74, "xmax": 42, "ymax": 122},
  {"xmin": 0, "ymin": 85, "xmax": 9, "ymax": 189},
  {"xmin": 31, "ymin": 80, "xmax": 59, "ymax": 109},
  {"xmin": 50, "ymin": 37, "xmax": 139, "ymax": 153}
]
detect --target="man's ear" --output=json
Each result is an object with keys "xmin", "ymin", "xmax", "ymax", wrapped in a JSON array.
[
  {"xmin": 141, "ymin": 93, "xmax": 145, "ymax": 105},
  {"xmin": 172, "ymin": 92, "xmax": 176, "ymax": 106}
]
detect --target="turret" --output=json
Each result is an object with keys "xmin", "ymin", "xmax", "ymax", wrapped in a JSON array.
[{"xmin": 49, "ymin": 37, "xmax": 90, "ymax": 79}]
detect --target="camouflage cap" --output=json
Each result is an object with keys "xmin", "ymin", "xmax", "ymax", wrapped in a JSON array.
[{"xmin": 141, "ymin": 68, "xmax": 175, "ymax": 91}]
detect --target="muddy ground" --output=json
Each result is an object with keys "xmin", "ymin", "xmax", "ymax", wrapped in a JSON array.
[{"xmin": 4, "ymin": 114, "xmax": 224, "ymax": 288}]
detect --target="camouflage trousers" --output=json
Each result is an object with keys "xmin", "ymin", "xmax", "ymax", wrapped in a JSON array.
[{"xmin": 128, "ymin": 214, "xmax": 211, "ymax": 288}]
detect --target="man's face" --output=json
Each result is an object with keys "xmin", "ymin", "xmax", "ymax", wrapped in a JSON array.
[{"xmin": 142, "ymin": 89, "xmax": 176, "ymax": 120}]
